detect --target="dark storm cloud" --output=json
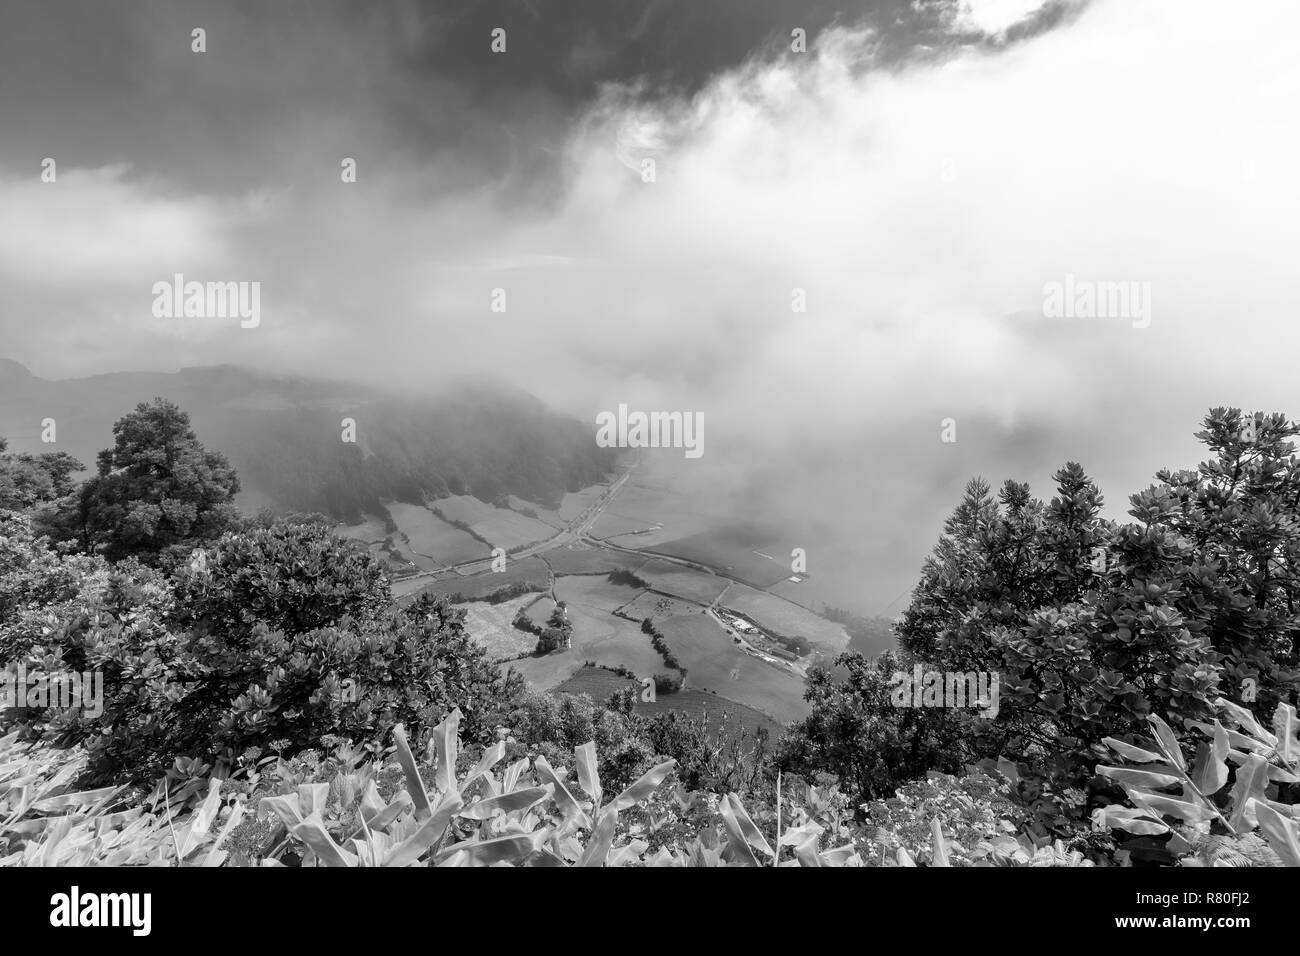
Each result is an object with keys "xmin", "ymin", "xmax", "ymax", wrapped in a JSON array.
[
  {"xmin": 0, "ymin": 0, "xmax": 1019, "ymax": 197},
  {"xmin": 0, "ymin": 1, "xmax": 482, "ymax": 192}
]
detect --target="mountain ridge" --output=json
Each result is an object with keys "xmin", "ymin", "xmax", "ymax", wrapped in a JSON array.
[{"xmin": 0, "ymin": 361, "xmax": 614, "ymax": 522}]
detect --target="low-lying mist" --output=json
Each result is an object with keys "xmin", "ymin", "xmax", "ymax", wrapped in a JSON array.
[{"xmin": 3, "ymin": 0, "xmax": 1298, "ymax": 613}]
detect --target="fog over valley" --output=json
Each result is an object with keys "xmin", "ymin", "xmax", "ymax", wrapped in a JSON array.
[{"xmin": 4, "ymin": 0, "xmax": 1300, "ymax": 885}]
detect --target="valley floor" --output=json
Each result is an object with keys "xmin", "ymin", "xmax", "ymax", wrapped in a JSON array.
[{"xmin": 337, "ymin": 455, "xmax": 857, "ymax": 729}]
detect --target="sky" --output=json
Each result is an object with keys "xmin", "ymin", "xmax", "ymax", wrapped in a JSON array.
[{"xmin": 2, "ymin": 0, "xmax": 1299, "ymax": 612}]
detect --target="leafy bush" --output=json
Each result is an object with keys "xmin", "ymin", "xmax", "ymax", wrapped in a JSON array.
[
  {"xmin": 889, "ymin": 412, "xmax": 1300, "ymax": 798},
  {"xmin": 860, "ymin": 769, "xmax": 1024, "ymax": 865},
  {"xmin": 654, "ymin": 673, "xmax": 682, "ymax": 694},
  {"xmin": 0, "ymin": 510, "xmax": 103, "ymax": 631},
  {"xmin": 3, "ymin": 517, "xmax": 524, "ymax": 784},
  {"xmin": 96, "ymin": 591, "xmax": 519, "ymax": 783},
  {"xmin": 638, "ymin": 709, "xmax": 770, "ymax": 794},
  {"xmin": 169, "ymin": 522, "xmax": 392, "ymax": 638},
  {"xmin": 534, "ymin": 628, "xmax": 568, "ymax": 654},
  {"xmin": 1094, "ymin": 699, "xmax": 1300, "ymax": 866},
  {"xmin": 777, "ymin": 651, "xmax": 971, "ymax": 801},
  {"xmin": 512, "ymin": 608, "xmax": 542, "ymax": 635},
  {"xmin": 3, "ymin": 713, "xmax": 1105, "ymax": 867},
  {"xmin": 607, "ymin": 569, "xmax": 648, "ymax": 588},
  {"xmin": 532, "ymin": 604, "xmax": 572, "ymax": 655},
  {"xmin": 0, "ymin": 438, "xmax": 83, "ymax": 512},
  {"xmin": 504, "ymin": 692, "xmax": 656, "ymax": 793}
]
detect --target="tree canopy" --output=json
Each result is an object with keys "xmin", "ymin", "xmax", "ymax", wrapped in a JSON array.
[{"xmin": 47, "ymin": 398, "xmax": 240, "ymax": 563}]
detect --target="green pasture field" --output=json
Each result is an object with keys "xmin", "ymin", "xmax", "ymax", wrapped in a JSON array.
[
  {"xmin": 655, "ymin": 614, "xmax": 810, "ymax": 726},
  {"xmin": 460, "ymin": 594, "xmax": 540, "ymax": 663},
  {"xmin": 413, "ymin": 556, "xmax": 550, "ymax": 601},
  {"xmin": 387, "ymin": 501, "xmax": 486, "ymax": 566}
]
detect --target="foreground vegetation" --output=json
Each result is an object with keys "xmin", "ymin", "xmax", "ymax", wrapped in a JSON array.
[{"xmin": 2, "ymin": 400, "xmax": 1299, "ymax": 865}]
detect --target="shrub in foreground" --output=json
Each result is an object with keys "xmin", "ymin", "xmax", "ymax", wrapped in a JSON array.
[
  {"xmin": 0, "ymin": 712, "xmax": 1053, "ymax": 867},
  {"xmin": 3, "ymin": 519, "xmax": 524, "ymax": 784}
]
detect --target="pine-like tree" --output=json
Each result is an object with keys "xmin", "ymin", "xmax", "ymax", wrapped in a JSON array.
[{"xmin": 50, "ymin": 398, "xmax": 240, "ymax": 562}]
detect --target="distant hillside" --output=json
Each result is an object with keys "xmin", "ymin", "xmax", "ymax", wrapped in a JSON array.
[{"xmin": 0, "ymin": 362, "xmax": 615, "ymax": 523}]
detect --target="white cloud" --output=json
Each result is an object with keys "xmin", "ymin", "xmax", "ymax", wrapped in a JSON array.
[
  {"xmin": 947, "ymin": 0, "xmax": 1055, "ymax": 35},
  {"xmin": 536, "ymin": 0, "xmax": 1300, "ymax": 433},
  {"xmin": 516, "ymin": 0, "xmax": 1300, "ymax": 605},
  {"xmin": 0, "ymin": 165, "xmax": 265, "ymax": 285}
]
